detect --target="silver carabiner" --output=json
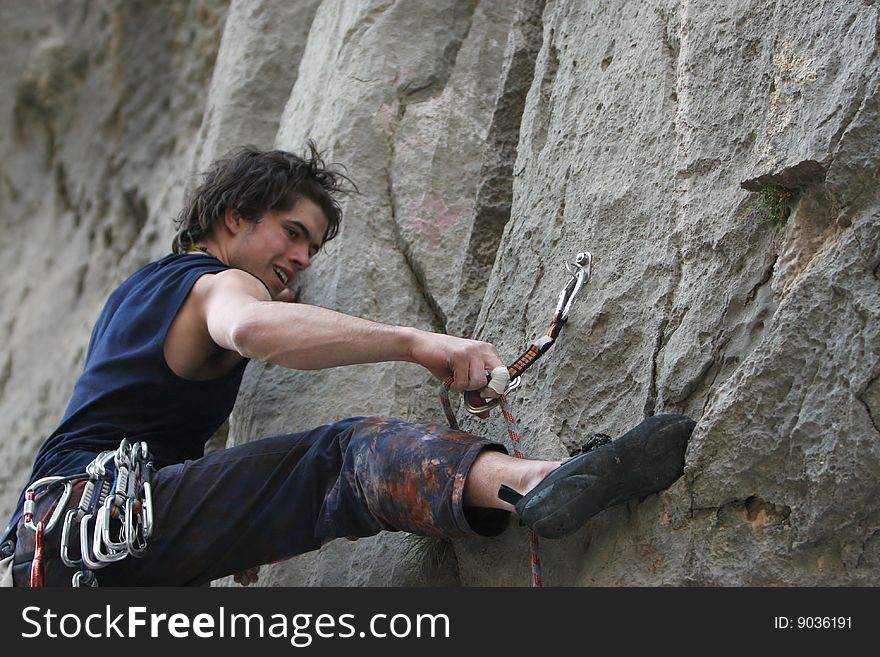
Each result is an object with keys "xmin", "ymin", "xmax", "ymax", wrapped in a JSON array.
[
  {"xmin": 60, "ymin": 509, "xmax": 82, "ymax": 568},
  {"xmin": 99, "ymin": 495, "xmax": 127, "ymax": 552},
  {"xmin": 463, "ymin": 376, "xmax": 522, "ymax": 415},
  {"xmin": 79, "ymin": 514, "xmax": 104, "ymax": 571},
  {"xmin": 554, "ymin": 251, "xmax": 592, "ymax": 323},
  {"xmin": 86, "ymin": 451, "xmax": 116, "ymax": 480},
  {"xmin": 23, "ymin": 477, "xmax": 73, "ymax": 534},
  {"xmin": 141, "ymin": 480, "xmax": 154, "ymax": 540},
  {"xmin": 72, "ymin": 571, "xmax": 98, "ymax": 587},
  {"xmin": 124, "ymin": 497, "xmax": 148, "ymax": 557},
  {"xmin": 92, "ymin": 508, "xmax": 126, "ymax": 564}
]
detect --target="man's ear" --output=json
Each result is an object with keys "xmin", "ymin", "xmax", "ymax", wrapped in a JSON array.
[{"xmin": 224, "ymin": 208, "xmax": 244, "ymax": 234}]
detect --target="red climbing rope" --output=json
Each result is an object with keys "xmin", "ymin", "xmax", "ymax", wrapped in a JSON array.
[{"xmin": 499, "ymin": 394, "xmax": 543, "ymax": 587}]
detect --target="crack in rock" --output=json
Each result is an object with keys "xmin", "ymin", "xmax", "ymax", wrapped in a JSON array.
[
  {"xmin": 644, "ymin": 318, "xmax": 668, "ymax": 417},
  {"xmin": 859, "ymin": 373, "xmax": 880, "ymax": 436},
  {"xmin": 741, "ymin": 159, "xmax": 827, "ymax": 193}
]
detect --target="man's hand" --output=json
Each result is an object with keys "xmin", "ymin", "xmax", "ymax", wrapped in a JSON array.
[{"xmin": 408, "ymin": 330, "xmax": 505, "ymax": 417}]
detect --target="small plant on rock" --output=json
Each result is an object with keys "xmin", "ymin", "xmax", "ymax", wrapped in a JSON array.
[{"xmin": 749, "ymin": 184, "xmax": 794, "ymax": 225}]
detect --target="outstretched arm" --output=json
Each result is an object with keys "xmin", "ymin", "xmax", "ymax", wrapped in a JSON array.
[{"xmin": 199, "ymin": 268, "xmax": 504, "ymax": 393}]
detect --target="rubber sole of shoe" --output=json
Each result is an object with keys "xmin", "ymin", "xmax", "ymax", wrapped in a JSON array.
[{"xmin": 516, "ymin": 413, "xmax": 696, "ymax": 539}]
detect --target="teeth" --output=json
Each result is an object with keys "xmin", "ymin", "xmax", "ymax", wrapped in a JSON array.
[{"xmin": 274, "ymin": 267, "xmax": 288, "ymax": 285}]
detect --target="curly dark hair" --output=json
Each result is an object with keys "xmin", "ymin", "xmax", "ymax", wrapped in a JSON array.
[{"xmin": 172, "ymin": 141, "xmax": 355, "ymax": 254}]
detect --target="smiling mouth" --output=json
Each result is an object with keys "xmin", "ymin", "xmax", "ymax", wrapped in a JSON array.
[{"xmin": 273, "ymin": 267, "xmax": 289, "ymax": 287}]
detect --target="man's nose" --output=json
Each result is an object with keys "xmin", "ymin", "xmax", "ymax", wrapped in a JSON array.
[{"xmin": 287, "ymin": 244, "xmax": 310, "ymax": 269}]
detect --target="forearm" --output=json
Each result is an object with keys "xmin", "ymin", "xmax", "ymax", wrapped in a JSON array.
[
  {"xmin": 203, "ymin": 270, "xmax": 503, "ymax": 390},
  {"xmin": 229, "ymin": 301, "xmax": 418, "ymax": 369}
]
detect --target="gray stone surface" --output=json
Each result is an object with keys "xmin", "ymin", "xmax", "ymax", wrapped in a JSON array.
[
  {"xmin": 0, "ymin": 0, "xmax": 228, "ymax": 521},
  {"xmin": 1, "ymin": 0, "xmax": 877, "ymax": 586}
]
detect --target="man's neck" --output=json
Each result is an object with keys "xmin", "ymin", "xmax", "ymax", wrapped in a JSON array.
[{"xmin": 188, "ymin": 244, "xmax": 214, "ymax": 257}]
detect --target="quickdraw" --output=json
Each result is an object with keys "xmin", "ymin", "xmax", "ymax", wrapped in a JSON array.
[
  {"xmin": 24, "ymin": 438, "xmax": 154, "ymax": 587},
  {"xmin": 441, "ymin": 250, "xmax": 593, "ymax": 587},
  {"xmin": 465, "ymin": 251, "xmax": 592, "ymax": 415}
]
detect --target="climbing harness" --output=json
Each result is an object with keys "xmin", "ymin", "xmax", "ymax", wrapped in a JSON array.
[
  {"xmin": 23, "ymin": 438, "xmax": 154, "ymax": 587},
  {"xmin": 441, "ymin": 251, "xmax": 593, "ymax": 587}
]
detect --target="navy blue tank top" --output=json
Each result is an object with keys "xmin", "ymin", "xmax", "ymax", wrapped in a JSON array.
[{"xmin": 5, "ymin": 253, "xmax": 248, "ymax": 535}]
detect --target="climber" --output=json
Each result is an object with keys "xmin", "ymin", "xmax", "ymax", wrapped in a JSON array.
[{"xmin": 0, "ymin": 144, "xmax": 695, "ymax": 587}]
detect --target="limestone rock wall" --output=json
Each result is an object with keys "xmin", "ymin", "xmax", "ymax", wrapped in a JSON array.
[
  {"xmin": 1, "ymin": 0, "xmax": 877, "ymax": 586},
  {"xmin": 0, "ymin": 0, "xmax": 228, "ymax": 522}
]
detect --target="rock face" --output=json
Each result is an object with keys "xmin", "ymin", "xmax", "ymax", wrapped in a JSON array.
[{"xmin": 1, "ymin": 0, "xmax": 877, "ymax": 586}]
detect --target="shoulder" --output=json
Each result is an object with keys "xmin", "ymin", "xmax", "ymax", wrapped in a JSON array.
[
  {"xmin": 192, "ymin": 267, "xmax": 272, "ymax": 305},
  {"xmin": 165, "ymin": 266, "xmax": 270, "ymax": 375}
]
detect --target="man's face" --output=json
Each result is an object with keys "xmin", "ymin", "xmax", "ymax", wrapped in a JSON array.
[{"xmin": 230, "ymin": 197, "xmax": 329, "ymax": 300}]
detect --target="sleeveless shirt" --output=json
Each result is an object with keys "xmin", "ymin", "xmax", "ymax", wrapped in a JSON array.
[{"xmin": 5, "ymin": 253, "xmax": 248, "ymax": 536}]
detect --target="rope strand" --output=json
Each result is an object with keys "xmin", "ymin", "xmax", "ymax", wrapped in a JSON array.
[
  {"xmin": 440, "ymin": 381, "xmax": 542, "ymax": 587},
  {"xmin": 500, "ymin": 395, "xmax": 543, "ymax": 588}
]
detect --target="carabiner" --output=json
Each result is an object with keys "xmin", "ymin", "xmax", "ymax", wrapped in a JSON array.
[
  {"xmin": 463, "ymin": 376, "xmax": 522, "ymax": 414},
  {"xmin": 79, "ymin": 514, "xmax": 103, "ymax": 570},
  {"xmin": 72, "ymin": 570, "xmax": 98, "ymax": 587},
  {"xmin": 61, "ymin": 509, "xmax": 83, "ymax": 568},
  {"xmin": 124, "ymin": 497, "xmax": 148, "ymax": 557},
  {"xmin": 23, "ymin": 477, "xmax": 74, "ymax": 534},
  {"xmin": 554, "ymin": 251, "xmax": 591, "ymax": 323},
  {"xmin": 86, "ymin": 450, "xmax": 116, "ymax": 480},
  {"xmin": 92, "ymin": 507, "xmax": 127, "ymax": 564},
  {"xmin": 141, "ymin": 479, "xmax": 154, "ymax": 540}
]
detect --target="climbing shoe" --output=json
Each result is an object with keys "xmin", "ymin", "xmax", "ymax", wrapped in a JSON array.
[{"xmin": 498, "ymin": 413, "xmax": 696, "ymax": 539}]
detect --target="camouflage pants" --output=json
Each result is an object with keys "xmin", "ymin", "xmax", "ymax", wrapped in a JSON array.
[{"xmin": 12, "ymin": 416, "xmax": 509, "ymax": 586}]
